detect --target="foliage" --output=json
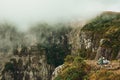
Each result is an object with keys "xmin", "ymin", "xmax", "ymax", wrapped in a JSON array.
[
  {"xmin": 82, "ymin": 12, "xmax": 120, "ymax": 32},
  {"xmin": 64, "ymin": 55, "xmax": 75, "ymax": 63},
  {"xmin": 81, "ymin": 12, "xmax": 120, "ymax": 59},
  {"xmin": 2, "ymin": 58, "xmax": 26, "ymax": 80},
  {"xmin": 44, "ymin": 43, "xmax": 70, "ymax": 67},
  {"xmin": 4, "ymin": 62, "xmax": 14, "ymax": 72},
  {"xmin": 54, "ymin": 56, "xmax": 91, "ymax": 80},
  {"xmin": 3, "ymin": 58, "xmax": 17, "ymax": 72},
  {"xmin": 89, "ymin": 69, "xmax": 120, "ymax": 80},
  {"xmin": 32, "ymin": 23, "xmax": 72, "ymax": 67}
]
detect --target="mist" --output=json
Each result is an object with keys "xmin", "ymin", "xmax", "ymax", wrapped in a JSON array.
[{"xmin": 0, "ymin": 0, "xmax": 120, "ymax": 30}]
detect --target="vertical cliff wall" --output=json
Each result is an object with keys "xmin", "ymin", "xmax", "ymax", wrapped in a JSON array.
[
  {"xmin": 1, "ymin": 12, "xmax": 120, "ymax": 80},
  {"xmin": 1, "ymin": 44, "xmax": 54, "ymax": 80},
  {"xmin": 69, "ymin": 11, "xmax": 120, "ymax": 60}
]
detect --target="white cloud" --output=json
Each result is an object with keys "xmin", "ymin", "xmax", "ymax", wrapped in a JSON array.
[{"xmin": 0, "ymin": 0, "xmax": 120, "ymax": 30}]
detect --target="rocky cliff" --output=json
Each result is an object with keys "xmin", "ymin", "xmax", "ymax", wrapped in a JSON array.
[
  {"xmin": 0, "ymin": 44, "xmax": 54, "ymax": 80},
  {"xmin": 1, "ymin": 11, "xmax": 120, "ymax": 80},
  {"xmin": 69, "ymin": 11, "xmax": 120, "ymax": 60},
  {"xmin": 0, "ymin": 23, "xmax": 72, "ymax": 80},
  {"xmin": 52, "ymin": 12, "xmax": 120, "ymax": 79}
]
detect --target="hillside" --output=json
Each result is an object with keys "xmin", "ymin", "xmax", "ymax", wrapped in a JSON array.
[
  {"xmin": 53, "ymin": 57, "xmax": 120, "ymax": 80},
  {"xmin": 53, "ymin": 11, "xmax": 120, "ymax": 80},
  {"xmin": 79, "ymin": 11, "xmax": 120, "ymax": 60},
  {"xmin": 0, "ymin": 11, "xmax": 120, "ymax": 80}
]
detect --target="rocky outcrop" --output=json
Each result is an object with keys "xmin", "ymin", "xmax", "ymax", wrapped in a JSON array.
[
  {"xmin": 68, "ymin": 27, "xmax": 81, "ymax": 55},
  {"xmin": 69, "ymin": 29, "xmax": 120, "ymax": 60},
  {"xmin": 69, "ymin": 30, "xmax": 102, "ymax": 59},
  {"xmin": 1, "ymin": 11, "xmax": 120, "ymax": 80},
  {"xmin": 0, "ymin": 44, "xmax": 54, "ymax": 80},
  {"xmin": 69, "ymin": 12, "xmax": 120, "ymax": 60},
  {"xmin": 51, "ymin": 64, "xmax": 65, "ymax": 80}
]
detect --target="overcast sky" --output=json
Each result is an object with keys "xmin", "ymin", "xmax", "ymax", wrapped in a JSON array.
[{"xmin": 0, "ymin": 0, "xmax": 120, "ymax": 30}]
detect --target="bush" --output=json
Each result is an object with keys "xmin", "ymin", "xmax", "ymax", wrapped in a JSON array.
[
  {"xmin": 64, "ymin": 55, "xmax": 75, "ymax": 63},
  {"xmin": 89, "ymin": 70, "xmax": 120, "ymax": 80},
  {"xmin": 54, "ymin": 56, "xmax": 91, "ymax": 80},
  {"xmin": 4, "ymin": 62, "xmax": 14, "ymax": 72}
]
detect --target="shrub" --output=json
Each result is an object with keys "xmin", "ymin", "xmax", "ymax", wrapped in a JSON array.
[
  {"xmin": 54, "ymin": 56, "xmax": 91, "ymax": 80},
  {"xmin": 89, "ymin": 70, "xmax": 120, "ymax": 80}
]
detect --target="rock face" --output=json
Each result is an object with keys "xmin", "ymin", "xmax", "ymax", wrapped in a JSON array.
[
  {"xmin": 69, "ymin": 29, "xmax": 120, "ymax": 60},
  {"xmin": 1, "ymin": 11, "xmax": 120, "ymax": 80},
  {"xmin": 51, "ymin": 64, "xmax": 64, "ymax": 80},
  {"xmin": 68, "ymin": 27, "xmax": 82, "ymax": 55},
  {"xmin": 69, "ymin": 12, "xmax": 120, "ymax": 60},
  {"xmin": 0, "ymin": 44, "xmax": 54, "ymax": 80},
  {"xmin": 69, "ymin": 30, "xmax": 101, "ymax": 59}
]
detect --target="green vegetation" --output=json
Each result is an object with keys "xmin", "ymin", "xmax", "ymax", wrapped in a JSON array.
[
  {"xmin": 2, "ymin": 58, "xmax": 25, "ymax": 80},
  {"xmin": 89, "ymin": 70, "xmax": 120, "ymax": 80},
  {"xmin": 4, "ymin": 62, "xmax": 14, "ymax": 72},
  {"xmin": 30, "ymin": 23, "xmax": 72, "ymax": 67},
  {"xmin": 3, "ymin": 58, "xmax": 17, "ymax": 73},
  {"xmin": 54, "ymin": 55, "xmax": 120, "ymax": 80},
  {"xmin": 54, "ymin": 12, "xmax": 120, "ymax": 80},
  {"xmin": 82, "ymin": 12, "xmax": 120, "ymax": 32},
  {"xmin": 55, "ymin": 55, "xmax": 91, "ymax": 80},
  {"xmin": 1, "ymin": 12, "xmax": 120, "ymax": 80},
  {"xmin": 81, "ymin": 12, "xmax": 120, "ymax": 59}
]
